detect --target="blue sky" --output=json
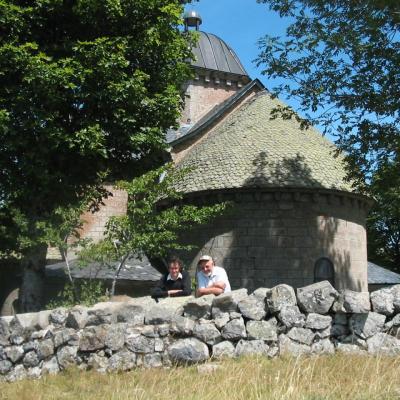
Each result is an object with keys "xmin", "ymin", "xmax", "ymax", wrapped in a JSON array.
[{"xmin": 184, "ymin": 0, "xmax": 291, "ymax": 93}]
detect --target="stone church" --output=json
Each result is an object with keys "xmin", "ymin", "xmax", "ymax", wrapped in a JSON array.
[{"xmin": 73, "ymin": 11, "xmax": 372, "ymax": 292}]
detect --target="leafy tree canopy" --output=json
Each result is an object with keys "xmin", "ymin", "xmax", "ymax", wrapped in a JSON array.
[
  {"xmin": 0, "ymin": 0, "xmax": 193, "ymax": 255},
  {"xmin": 256, "ymin": 0, "xmax": 400, "ymax": 186}
]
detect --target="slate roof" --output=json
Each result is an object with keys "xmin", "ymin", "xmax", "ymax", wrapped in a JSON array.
[
  {"xmin": 46, "ymin": 256, "xmax": 162, "ymax": 282},
  {"xmin": 368, "ymin": 261, "xmax": 400, "ymax": 285},
  {"xmin": 192, "ymin": 31, "xmax": 249, "ymax": 78},
  {"xmin": 174, "ymin": 90, "xmax": 354, "ymax": 194}
]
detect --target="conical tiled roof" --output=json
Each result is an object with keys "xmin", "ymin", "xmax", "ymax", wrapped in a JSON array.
[{"xmin": 175, "ymin": 91, "xmax": 354, "ymax": 194}]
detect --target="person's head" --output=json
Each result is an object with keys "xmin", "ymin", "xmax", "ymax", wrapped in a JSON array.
[
  {"xmin": 168, "ymin": 256, "xmax": 183, "ymax": 279},
  {"xmin": 198, "ymin": 255, "xmax": 214, "ymax": 276}
]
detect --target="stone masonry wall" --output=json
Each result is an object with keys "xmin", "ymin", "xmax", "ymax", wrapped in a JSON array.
[
  {"xmin": 1, "ymin": 281, "xmax": 400, "ymax": 382},
  {"xmin": 179, "ymin": 190, "xmax": 369, "ymax": 292}
]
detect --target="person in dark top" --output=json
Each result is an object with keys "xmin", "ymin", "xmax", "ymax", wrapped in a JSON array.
[{"xmin": 151, "ymin": 256, "xmax": 191, "ymax": 299}]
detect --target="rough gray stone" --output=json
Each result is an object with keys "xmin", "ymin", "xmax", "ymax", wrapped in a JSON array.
[
  {"xmin": 154, "ymin": 338, "xmax": 164, "ymax": 352},
  {"xmin": 246, "ymin": 320, "xmax": 277, "ymax": 341},
  {"xmin": 341, "ymin": 334, "xmax": 367, "ymax": 349},
  {"xmin": 0, "ymin": 359, "xmax": 12, "ymax": 375},
  {"xmin": 108, "ymin": 350, "xmax": 136, "ymax": 371},
  {"xmin": 287, "ymin": 327, "xmax": 315, "ymax": 346},
  {"xmin": 349, "ymin": 312, "xmax": 386, "ymax": 339},
  {"xmin": 87, "ymin": 306, "xmax": 117, "ymax": 326},
  {"xmin": 221, "ymin": 318, "xmax": 247, "ymax": 341},
  {"xmin": 126, "ymin": 335, "xmax": 154, "ymax": 353},
  {"xmin": 140, "ymin": 325, "xmax": 157, "ymax": 338},
  {"xmin": 49, "ymin": 308, "xmax": 68, "ymax": 326},
  {"xmin": 66, "ymin": 306, "xmax": 89, "ymax": 330},
  {"xmin": 6, "ymin": 364, "xmax": 27, "ymax": 382},
  {"xmin": 54, "ymin": 328, "xmax": 79, "ymax": 348},
  {"xmin": 105, "ymin": 324, "xmax": 125, "ymax": 351},
  {"xmin": 370, "ymin": 288, "xmax": 394, "ymax": 316},
  {"xmin": 305, "ymin": 313, "xmax": 332, "ymax": 330},
  {"xmin": 314, "ymin": 326, "xmax": 332, "ymax": 340},
  {"xmin": 277, "ymin": 305, "xmax": 305, "ymax": 329},
  {"xmin": 279, "ymin": 334, "xmax": 311, "ymax": 356},
  {"xmin": 193, "ymin": 321, "xmax": 222, "ymax": 345},
  {"xmin": 31, "ymin": 328, "xmax": 53, "ymax": 341},
  {"xmin": 145, "ymin": 305, "xmax": 175, "ymax": 325},
  {"xmin": 42, "ymin": 356, "xmax": 60, "ymax": 375},
  {"xmin": 57, "ymin": 345, "xmax": 78, "ymax": 370},
  {"xmin": 116, "ymin": 303, "xmax": 145, "ymax": 325},
  {"xmin": 183, "ymin": 295, "xmax": 214, "ymax": 320},
  {"xmin": 5, "ymin": 345, "xmax": 24, "ymax": 363},
  {"xmin": 212, "ymin": 289, "xmax": 248, "ymax": 316},
  {"xmin": 297, "ymin": 281, "xmax": 338, "ymax": 314},
  {"xmin": 16, "ymin": 311, "xmax": 51, "ymax": 331},
  {"xmin": 27, "ymin": 366, "xmax": 42, "ymax": 380},
  {"xmin": 367, "ymin": 333, "xmax": 400, "ymax": 355},
  {"xmin": 36, "ymin": 338, "xmax": 55, "ymax": 360},
  {"xmin": 214, "ymin": 313, "xmax": 230, "ymax": 329},
  {"xmin": 170, "ymin": 315, "xmax": 195, "ymax": 336},
  {"xmin": 168, "ymin": 338, "xmax": 209, "ymax": 364},
  {"xmin": 212, "ymin": 341, "xmax": 236, "ymax": 359},
  {"xmin": 311, "ymin": 339, "xmax": 335, "ymax": 354},
  {"xmin": 144, "ymin": 353, "xmax": 163, "ymax": 368},
  {"xmin": 23, "ymin": 351, "xmax": 40, "ymax": 368},
  {"xmin": 79, "ymin": 325, "xmax": 107, "ymax": 351},
  {"xmin": 156, "ymin": 324, "xmax": 170, "ymax": 337},
  {"xmin": 266, "ymin": 284, "xmax": 297, "ymax": 314},
  {"xmin": 333, "ymin": 290, "xmax": 371, "ymax": 314},
  {"xmin": 391, "ymin": 285, "xmax": 400, "ymax": 313},
  {"xmin": 235, "ymin": 339, "xmax": 269, "ymax": 357},
  {"xmin": 238, "ymin": 296, "xmax": 266, "ymax": 320},
  {"xmin": 87, "ymin": 353, "xmax": 108, "ymax": 372},
  {"xmin": 251, "ymin": 288, "xmax": 270, "ymax": 303},
  {"xmin": 336, "ymin": 343, "xmax": 366, "ymax": 355},
  {"xmin": 0, "ymin": 318, "xmax": 11, "ymax": 345}
]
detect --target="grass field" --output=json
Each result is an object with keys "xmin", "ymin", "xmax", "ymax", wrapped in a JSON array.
[{"xmin": 1, "ymin": 354, "xmax": 400, "ymax": 400}]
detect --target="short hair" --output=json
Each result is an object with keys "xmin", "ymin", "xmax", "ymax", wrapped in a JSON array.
[{"xmin": 168, "ymin": 255, "xmax": 183, "ymax": 271}]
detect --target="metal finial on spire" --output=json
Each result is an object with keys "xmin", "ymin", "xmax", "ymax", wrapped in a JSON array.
[{"xmin": 183, "ymin": 10, "xmax": 202, "ymax": 31}]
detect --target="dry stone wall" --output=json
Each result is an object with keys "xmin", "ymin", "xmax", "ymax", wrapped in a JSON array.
[{"xmin": 2, "ymin": 281, "xmax": 400, "ymax": 382}]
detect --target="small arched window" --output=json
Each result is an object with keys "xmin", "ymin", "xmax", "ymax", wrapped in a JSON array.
[{"xmin": 314, "ymin": 257, "xmax": 335, "ymax": 287}]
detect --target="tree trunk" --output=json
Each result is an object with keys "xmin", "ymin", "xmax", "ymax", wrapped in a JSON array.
[{"xmin": 18, "ymin": 245, "xmax": 47, "ymax": 313}]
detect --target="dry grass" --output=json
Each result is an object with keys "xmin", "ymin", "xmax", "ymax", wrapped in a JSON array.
[{"xmin": 2, "ymin": 355, "xmax": 400, "ymax": 400}]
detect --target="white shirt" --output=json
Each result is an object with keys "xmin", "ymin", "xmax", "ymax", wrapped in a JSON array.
[{"xmin": 196, "ymin": 266, "xmax": 231, "ymax": 293}]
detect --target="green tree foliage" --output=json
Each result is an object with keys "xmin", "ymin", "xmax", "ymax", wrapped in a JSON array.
[
  {"xmin": 80, "ymin": 164, "xmax": 229, "ymax": 297},
  {"xmin": 256, "ymin": 0, "xmax": 400, "ymax": 269},
  {"xmin": 367, "ymin": 160, "xmax": 400, "ymax": 270},
  {"xmin": 0, "ymin": 0, "xmax": 193, "ymax": 310},
  {"xmin": 256, "ymin": 0, "xmax": 399, "ymax": 184}
]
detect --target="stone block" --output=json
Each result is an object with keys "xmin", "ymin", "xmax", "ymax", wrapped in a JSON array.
[
  {"xmin": 349, "ymin": 312, "xmax": 386, "ymax": 339},
  {"xmin": 297, "ymin": 281, "xmax": 338, "ymax": 314},
  {"xmin": 212, "ymin": 289, "xmax": 248, "ymax": 316},
  {"xmin": 370, "ymin": 288, "xmax": 394, "ymax": 315},
  {"xmin": 168, "ymin": 338, "xmax": 209, "ymax": 364},
  {"xmin": 183, "ymin": 295, "xmax": 214, "ymax": 320},
  {"xmin": 235, "ymin": 339, "xmax": 269, "ymax": 357},
  {"xmin": 332, "ymin": 290, "xmax": 371, "ymax": 314},
  {"xmin": 108, "ymin": 350, "xmax": 136, "ymax": 372},
  {"xmin": 56, "ymin": 346, "xmax": 78, "ymax": 370},
  {"xmin": 212, "ymin": 341, "xmax": 236, "ymax": 359},
  {"xmin": 126, "ymin": 335, "xmax": 154, "ymax": 354},
  {"xmin": 305, "ymin": 313, "xmax": 332, "ymax": 330},
  {"xmin": 238, "ymin": 296, "xmax": 266, "ymax": 321},
  {"xmin": 278, "ymin": 334, "xmax": 311, "ymax": 356},
  {"xmin": 311, "ymin": 339, "xmax": 335, "ymax": 354},
  {"xmin": 266, "ymin": 284, "xmax": 297, "ymax": 314},
  {"xmin": 66, "ymin": 306, "xmax": 89, "ymax": 329},
  {"xmin": 287, "ymin": 327, "xmax": 315, "ymax": 346},
  {"xmin": 221, "ymin": 318, "xmax": 247, "ymax": 341},
  {"xmin": 169, "ymin": 316, "xmax": 195, "ymax": 336},
  {"xmin": 79, "ymin": 326, "xmax": 108, "ymax": 351},
  {"xmin": 246, "ymin": 320, "xmax": 277, "ymax": 341},
  {"xmin": 366, "ymin": 333, "xmax": 400, "ymax": 355},
  {"xmin": 193, "ymin": 321, "xmax": 222, "ymax": 345},
  {"xmin": 277, "ymin": 305, "xmax": 305, "ymax": 329},
  {"xmin": 49, "ymin": 308, "xmax": 68, "ymax": 327}
]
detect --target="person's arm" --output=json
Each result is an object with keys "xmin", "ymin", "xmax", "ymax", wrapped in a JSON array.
[
  {"xmin": 196, "ymin": 286, "xmax": 224, "ymax": 297},
  {"xmin": 151, "ymin": 275, "xmax": 168, "ymax": 298}
]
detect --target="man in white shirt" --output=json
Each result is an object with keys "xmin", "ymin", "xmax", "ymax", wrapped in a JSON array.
[{"xmin": 196, "ymin": 255, "xmax": 231, "ymax": 297}]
